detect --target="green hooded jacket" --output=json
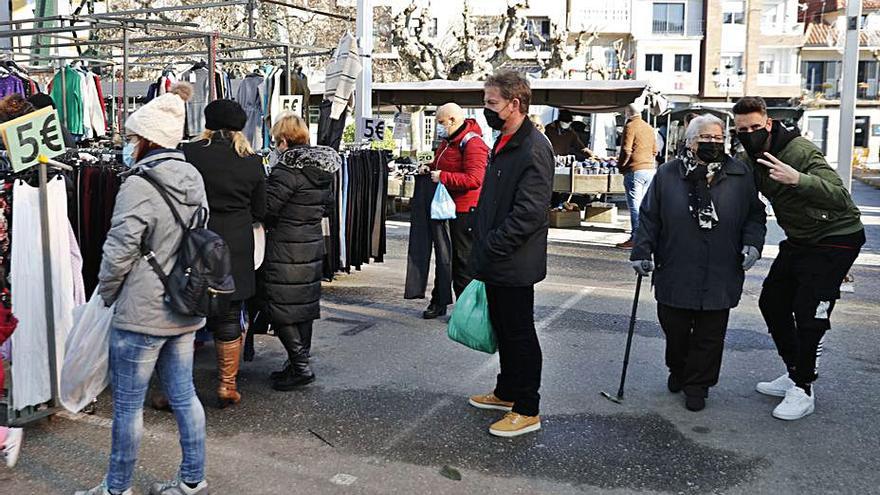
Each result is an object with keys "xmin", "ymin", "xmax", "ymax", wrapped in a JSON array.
[{"xmin": 740, "ymin": 122, "xmax": 863, "ymax": 244}]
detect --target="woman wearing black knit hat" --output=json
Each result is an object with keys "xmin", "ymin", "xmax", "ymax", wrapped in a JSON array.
[{"xmin": 182, "ymin": 99, "xmax": 266, "ymax": 408}]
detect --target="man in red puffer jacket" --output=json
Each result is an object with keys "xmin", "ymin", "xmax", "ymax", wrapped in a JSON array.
[{"xmin": 421, "ymin": 102, "xmax": 489, "ymax": 319}]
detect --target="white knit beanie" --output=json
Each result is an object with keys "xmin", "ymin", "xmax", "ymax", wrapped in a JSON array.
[{"xmin": 125, "ymin": 83, "xmax": 193, "ymax": 149}]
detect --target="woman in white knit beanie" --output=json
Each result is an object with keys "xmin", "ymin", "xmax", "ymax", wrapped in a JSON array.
[{"xmin": 78, "ymin": 83, "xmax": 211, "ymax": 495}]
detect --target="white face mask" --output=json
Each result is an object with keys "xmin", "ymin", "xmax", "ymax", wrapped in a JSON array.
[{"xmin": 560, "ymin": 122, "xmax": 571, "ymax": 130}]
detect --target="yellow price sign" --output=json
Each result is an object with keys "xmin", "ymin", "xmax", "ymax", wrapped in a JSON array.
[{"xmin": 0, "ymin": 106, "xmax": 66, "ymax": 172}]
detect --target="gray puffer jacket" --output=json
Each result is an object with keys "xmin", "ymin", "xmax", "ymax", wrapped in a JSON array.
[{"xmin": 98, "ymin": 149, "xmax": 209, "ymax": 336}]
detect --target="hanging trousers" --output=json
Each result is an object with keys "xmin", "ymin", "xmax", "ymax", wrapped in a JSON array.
[
  {"xmin": 758, "ymin": 230, "xmax": 864, "ymax": 389},
  {"xmin": 657, "ymin": 304, "xmax": 730, "ymax": 398},
  {"xmin": 404, "ymin": 175, "xmax": 453, "ymax": 306},
  {"xmin": 486, "ymin": 284, "xmax": 542, "ymax": 417},
  {"xmin": 450, "ymin": 211, "xmax": 474, "ymax": 299}
]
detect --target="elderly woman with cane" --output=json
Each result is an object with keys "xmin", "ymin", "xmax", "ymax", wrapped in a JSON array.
[{"xmin": 630, "ymin": 114, "xmax": 767, "ymax": 412}]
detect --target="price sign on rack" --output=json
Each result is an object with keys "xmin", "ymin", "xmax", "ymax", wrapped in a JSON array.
[
  {"xmin": 0, "ymin": 107, "xmax": 66, "ymax": 172},
  {"xmin": 279, "ymin": 95, "xmax": 303, "ymax": 117},
  {"xmin": 359, "ymin": 117, "xmax": 386, "ymax": 142}
]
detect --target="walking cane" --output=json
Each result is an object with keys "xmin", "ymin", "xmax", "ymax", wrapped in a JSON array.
[{"xmin": 601, "ymin": 273, "xmax": 643, "ymax": 404}]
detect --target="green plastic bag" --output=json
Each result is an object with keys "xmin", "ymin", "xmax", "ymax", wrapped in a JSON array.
[{"xmin": 447, "ymin": 280, "xmax": 497, "ymax": 354}]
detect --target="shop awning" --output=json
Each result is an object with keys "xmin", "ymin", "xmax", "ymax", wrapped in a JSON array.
[{"xmin": 310, "ymin": 79, "xmax": 652, "ymax": 113}]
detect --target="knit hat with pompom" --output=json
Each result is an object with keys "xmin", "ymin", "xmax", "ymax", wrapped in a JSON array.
[{"xmin": 125, "ymin": 83, "xmax": 193, "ymax": 149}]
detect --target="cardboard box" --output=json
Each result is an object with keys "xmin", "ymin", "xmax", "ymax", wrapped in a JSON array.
[
  {"xmin": 609, "ymin": 174, "xmax": 626, "ymax": 193},
  {"xmin": 585, "ymin": 204, "xmax": 617, "ymax": 224},
  {"xmin": 549, "ymin": 209, "xmax": 582, "ymax": 228}
]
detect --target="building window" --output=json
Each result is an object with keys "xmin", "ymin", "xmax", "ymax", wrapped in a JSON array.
[
  {"xmin": 723, "ymin": 12, "xmax": 745, "ymax": 24},
  {"xmin": 674, "ymin": 54, "xmax": 692, "ymax": 72},
  {"xmin": 409, "ymin": 17, "xmax": 439, "ymax": 38},
  {"xmin": 645, "ymin": 54, "xmax": 663, "ymax": 72},
  {"xmin": 475, "ymin": 17, "xmax": 496, "ymax": 38},
  {"xmin": 522, "ymin": 17, "xmax": 552, "ymax": 51},
  {"xmin": 721, "ymin": 54, "xmax": 744, "ymax": 73},
  {"xmin": 652, "ymin": 2, "xmax": 685, "ymax": 34},
  {"xmin": 806, "ymin": 116, "xmax": 828, "ymax": 155},
  {"xmin": 758, "ymin": 59, "xmax": 775, "ymax": 74}
]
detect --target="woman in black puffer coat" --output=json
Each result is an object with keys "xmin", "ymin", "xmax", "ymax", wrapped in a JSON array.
[{"xmin": 264, "ymin": 111, "xmax": 340, "ymax": 391}]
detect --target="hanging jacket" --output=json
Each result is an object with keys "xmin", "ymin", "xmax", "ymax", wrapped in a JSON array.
[
  {"xmin": 432, "ymin": 118, "xmax": 488, "ymax": 213},
  {"xmin": 470, "ymin": 118, "xmax": 554, "ymax": 287},
  {"xmin": 264, "ymin": 145, "xmax": 340, "ymax": 325},
  {"xmin": 98, "ymin": 150, "xmax": 208, "ymax": 336},
  {"xmin": 738, "ymin": 121, "xmax": 863, "ymax": 244},
  {"xmin": 183, "ymin": 136, "xmax": 267, "ymax": 300},
  {"xmin": 49, "ymin": 66, "xmax": 83, "ymax": 135}
]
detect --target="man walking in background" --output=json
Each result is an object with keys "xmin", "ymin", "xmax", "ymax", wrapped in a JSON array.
[{"xmin": 616, "ymin": 103, "xmax": 657, "ymax": 249}]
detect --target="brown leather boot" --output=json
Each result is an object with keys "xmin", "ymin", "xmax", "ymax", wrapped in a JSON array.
[{"xmin": 215, "ymin": 336, "xmax": 242, "ymax": 408}]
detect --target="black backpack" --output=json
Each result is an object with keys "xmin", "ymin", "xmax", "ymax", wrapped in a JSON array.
[{"xmin": 137, "ymin": 173, "xmax": 235, "ymax": 317}]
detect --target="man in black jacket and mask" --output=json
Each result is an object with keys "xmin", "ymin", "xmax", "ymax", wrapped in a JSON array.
[{"xmin": 467, "ymin": 70, "xmax": 555, "ymax": 438}]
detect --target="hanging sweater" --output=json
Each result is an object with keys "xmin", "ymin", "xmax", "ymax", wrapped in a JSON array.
[{"xmin": 50, "ymin": 66, "xmax": 84, "ymax": 135}]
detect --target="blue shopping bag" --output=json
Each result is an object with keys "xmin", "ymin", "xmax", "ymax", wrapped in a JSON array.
[
  {"xmin": 447, "ymin": 280, "xmax": 497, "ymax": 354},
  {"xmin": 431, "ymin": 183, "xmax": 457, "ymax": 220}
]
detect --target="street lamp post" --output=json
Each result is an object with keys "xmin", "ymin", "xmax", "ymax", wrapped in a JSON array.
[{"xmin": 712, "ymin": 63, "xmax": 746, "ymax": 103}]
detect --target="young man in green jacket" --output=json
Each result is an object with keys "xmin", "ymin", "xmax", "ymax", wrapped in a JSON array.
[{"xmin": 732, "ymin": 96, "xmax": 865, "ymax": 421}]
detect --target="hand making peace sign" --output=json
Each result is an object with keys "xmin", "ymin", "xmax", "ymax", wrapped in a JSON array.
[{"xmin": 756, "ymin": 152, "xmax": 801, "ymax": 186}]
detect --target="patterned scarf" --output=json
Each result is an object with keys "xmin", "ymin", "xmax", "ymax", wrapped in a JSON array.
[{"xmin": 683, "ymin": 150, "xmax": 722, "ymax": 230}]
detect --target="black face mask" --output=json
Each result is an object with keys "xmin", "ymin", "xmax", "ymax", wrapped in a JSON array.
[
  {"xmin": 737, "ymin": 127, "xmax": 770, "ymax": 158},
  {"xmin": 696, "ymin": 142, "xmax": 726, "ymax": 163},
  {"xmin": 483, "ymin": 107, "xmax": 506, "ymax": 131}
]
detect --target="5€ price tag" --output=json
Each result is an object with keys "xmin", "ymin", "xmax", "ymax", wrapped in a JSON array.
[
  {"xmin": 359, "ymin": 117, "xmax": 385, "ymax": 142},
  {"xmin": 279, "ymin": 95, "xmax": 303, "ymax": 117},
  {"xmin": 0, "ymin": 107, "xmax": 66, "ymax": 172}
]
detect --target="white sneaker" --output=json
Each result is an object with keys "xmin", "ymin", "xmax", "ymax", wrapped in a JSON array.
[
  {"xmin": 3, "ymin": 427, "xmax": 23, "ymax": 468},
  {"xmin": 74, "ymin": 481, "xmax": 133, "ymax": 495},
  {"xmin": 757, "ymin": 373, "xmax": 795, "ymax": 397},
  {"xmin": 772, "ymin": 386, "xmax": 815, "ymax": 421}
]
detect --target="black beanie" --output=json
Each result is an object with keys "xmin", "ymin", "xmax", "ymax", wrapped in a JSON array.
[{"xmin": 204, "ymin": 99, "xmax": 247, "ymax": 131}]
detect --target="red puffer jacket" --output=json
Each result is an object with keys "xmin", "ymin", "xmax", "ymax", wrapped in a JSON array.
[{"xmin": 433, "ymin": 118, "xmax": 489, "ymax": 213}]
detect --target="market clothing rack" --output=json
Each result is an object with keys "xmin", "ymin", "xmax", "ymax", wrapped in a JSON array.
[{"xmin": 0, "ymin": 0, "xmax": 343, "ymax": 427}]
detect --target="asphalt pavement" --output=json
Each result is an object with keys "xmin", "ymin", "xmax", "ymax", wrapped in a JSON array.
[{"xmin": 2, "ymin": 183, "xmax": 879, "ymax": 495}]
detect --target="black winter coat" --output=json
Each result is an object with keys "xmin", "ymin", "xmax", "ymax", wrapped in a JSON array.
[
  {"xmin": 470, "ymin": 118, "xmax": 555, "ymax": 287},
  {"xmin": 631, "ymin": 157, "xmax": 767, "ymax": 311},
  {"xmin": 183, "ymin": 137, "xmax": 266, "ymax": 300},
  {"xmin": 264, "ymin": 145, "xmax": 339, "ymax": 325}
]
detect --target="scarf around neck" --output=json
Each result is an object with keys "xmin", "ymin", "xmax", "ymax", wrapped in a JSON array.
[{"xmin": 683, "ymin": 150, "xmax": 722, "ymax": 230}]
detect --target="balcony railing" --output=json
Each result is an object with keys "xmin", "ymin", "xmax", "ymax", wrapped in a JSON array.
[
  {"xmin": 571, "ymin": 1, "xmax": 630, "ymax": 32},
  {"xmin": 757, "ymin": 73, "xmax": 800, "ymax": 86},
  {"xmin": 761, "ymin": 22, "xmax": 805, "ymax": 36},
  {"xmin": 652, "ymin": 19, "xmax": 704, "ymax": 36}
]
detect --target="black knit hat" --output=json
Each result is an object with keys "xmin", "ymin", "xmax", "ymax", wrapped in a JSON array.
[{"xmin": 204, "ymin": 99, "xmax": 247, "ymax": 131}]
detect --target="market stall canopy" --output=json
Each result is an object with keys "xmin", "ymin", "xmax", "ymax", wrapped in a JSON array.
[{"xmin": 309, "ymin": 79, "xmax": 651, "ymax": 112}]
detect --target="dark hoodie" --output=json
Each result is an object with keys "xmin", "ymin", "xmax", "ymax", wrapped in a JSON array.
[
  {"xmin": 739, "ymin": 121, "xmax": 863, "ymax": 244},
  {"xmin": 263, "ymin": 144, "xmax": 340, "ymax": 324}
]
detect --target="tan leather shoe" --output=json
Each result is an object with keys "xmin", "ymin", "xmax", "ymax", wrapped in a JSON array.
[
  {"xmin": 489, "ymin": 412, "xmax": 541, "ymax": 437},
  {"xmin": 468, "ymin": 393, "xmax": 514, "ymax": 411}
]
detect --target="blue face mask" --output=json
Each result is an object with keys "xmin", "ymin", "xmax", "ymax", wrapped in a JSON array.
[
  {"xmin": 122, "ymin": 140, "xmax": 137, "ymax": 168},
  {"xmin": 436, "ymin": 124, "xmax": 449, "ymax": 140}
]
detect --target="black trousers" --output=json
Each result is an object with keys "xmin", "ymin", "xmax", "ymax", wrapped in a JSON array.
[
  {"xmin": 207, "ymin": 303, "xmax": 243, "ymax": 342},
  {"xmin": 404, "ymin": 175, "xmax": 453, "ymax": 306},
  {"xmin": 758, "ymin": 231, "xmax": 864, "ymax": 387},
  {"xmin": 657, "ymin": 304, "xmax": 730, "ymax": 398},
  {"xmin": 487, "ymin": 284, "xmax": 542, "ymax": 416},
  {"xmin": 450, "ymin": 212, "xmax": 475, "ymax": 299}
]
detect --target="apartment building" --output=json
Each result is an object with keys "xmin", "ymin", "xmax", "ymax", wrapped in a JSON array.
[
  {"xmin": 799, "ymin": 0, "xmax": 880, "ymax": 164},
  {"xmin": 702, "ymin": 0, "xmax": 804, "ymax": 102},
  {"xmin": 630, "ymin": 0, "xmax": 705, "ymax": 100}
]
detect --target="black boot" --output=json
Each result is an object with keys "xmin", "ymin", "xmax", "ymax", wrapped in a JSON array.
[
  {"xmin": 273, "ymin": 323, "xmax": 316, "ymax": 391},
  {"xmin": 667, "ymin": 374, "xmax": 683, "ymax": 393},
  {"xmin": 422, "ymin": 303, "xmax": 447, "ymax": 319}
]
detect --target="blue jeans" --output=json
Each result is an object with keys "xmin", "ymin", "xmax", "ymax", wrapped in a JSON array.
[
  {"xmin": 624, "ymin": 169, "xmax": 656, "ymax": 238},
  {"xmin": 106, "ymin": 328, "xmax": 206, "ymax": 493}
]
